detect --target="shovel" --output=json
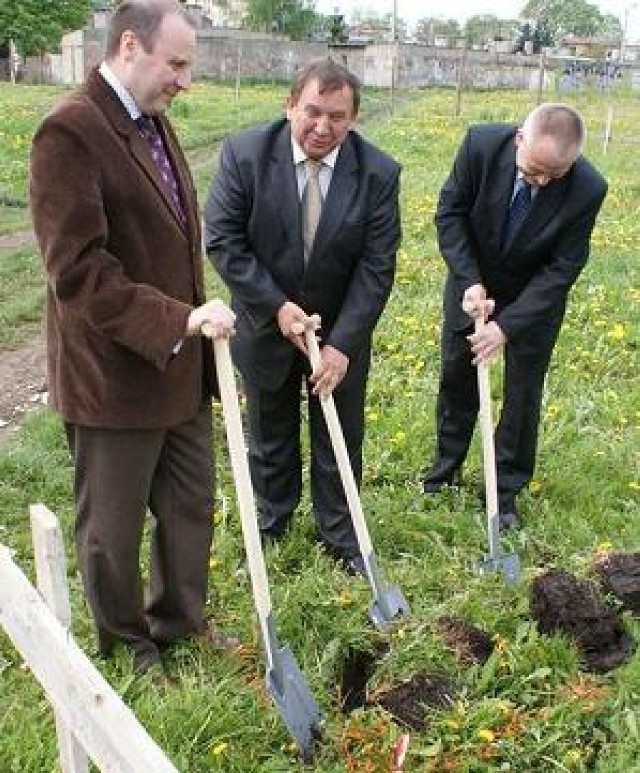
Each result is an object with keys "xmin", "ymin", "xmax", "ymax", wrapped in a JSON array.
[
  {"xmin": 206, "ymin": 330, "xmax": 321, "ymax": 760},
  {"xmin": 471, "ymin": 314, "xmax": 520, "ymax": 583},
  {"xmin": 293, "ymin": 315, "xmax": 411, "ymax": 629}
]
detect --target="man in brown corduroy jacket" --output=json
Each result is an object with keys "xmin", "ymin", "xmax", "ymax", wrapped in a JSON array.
[{"xmin": 30, "ymin": 0, "xmax": 235, "ymax": 676}]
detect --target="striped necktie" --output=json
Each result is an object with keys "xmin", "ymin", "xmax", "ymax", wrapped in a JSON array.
[
  {"xmin": 302, "ymin": 159, "xmax": 322, "ymax": 262},
  {"xmin": 503, "ymin": 179, "xmax": 532, "ymax": 243}
]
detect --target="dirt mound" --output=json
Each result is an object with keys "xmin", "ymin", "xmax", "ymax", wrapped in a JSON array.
[
  {"xmin": 372, "ymin": 672, "xmax": 457, "ymax": 730},
  {"xmin": 595, "ymin": 552, "xmax": 640, "ymax": 616},
  {"xmin": 531, "ymin": 569, "xmax": 636, "ymax": 672},
  {"xmin": 435, "ymin": 615, "xmax": 494, "ymax": 664}
]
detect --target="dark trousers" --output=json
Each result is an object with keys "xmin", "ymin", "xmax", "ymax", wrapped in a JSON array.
[
  {"xmin": 65, "ymin": 402, "xmax": 214, "ymax": 667},
  {"xmin": 429, "ymin": 315, "xmax": 562, "ymax": 496},
  {"xmin": 243, "ymin": 353, "xmax": 365, "ymax": 558}
]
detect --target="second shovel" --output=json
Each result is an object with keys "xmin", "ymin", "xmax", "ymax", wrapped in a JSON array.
[{"xmin": 296, "ymin": 315, "xmax": 410, "ymax": 630}]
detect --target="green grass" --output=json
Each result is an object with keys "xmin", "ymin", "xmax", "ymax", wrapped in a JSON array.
[
  {"xmin": 0, "ymin": 85, "xmax": 639, "ymax": 771},
  {"xmin": 0, "ymin": 79, "xmax": 403, "ymax": 229},
  {"xmin": 0, "ymin": 247, "xmax": 45, "ymax": 347}
]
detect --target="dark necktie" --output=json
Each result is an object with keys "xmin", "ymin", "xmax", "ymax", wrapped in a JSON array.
[
  {"xmin": 503, "ymin": 179, "xmax": 532, "ymax": 243},
  {"xmin": 302, "ymin": 159, "xmax": 322, "ymax": 263},
  {"xmin": 136, "ymin": 115, "xmax": 185, "ymax": 223}
]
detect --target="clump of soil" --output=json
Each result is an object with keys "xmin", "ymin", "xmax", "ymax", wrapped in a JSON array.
[
  {"xmin": 371, "ymin": 672, "xmax": 457, "ymax": 731},
  {"xmin": 530, "ymin": 569, "xmax": 636, "ymax": 673},
  {"xmin": 594, "ymin": 552, "xmax": 640, "ymax": 616},
  {"xmin": 435, "ymin": 615, "xmax": 494, "ymax": 664},
  {"xmin": 338, "ymin": 642, "xmax": 389, "ymax": 713}
]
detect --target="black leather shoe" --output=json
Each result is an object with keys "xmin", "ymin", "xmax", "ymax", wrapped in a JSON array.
[
  {"xmin": 498, "ymin": 496, "xmax": 522, "ymax": 531},
  {"xmin": 342, "ymin": 555, "xmax": 367, "ymax": 578},
  {"xmin": 422, "ymin": 470, "xmax": 461, "ymax": 495}
]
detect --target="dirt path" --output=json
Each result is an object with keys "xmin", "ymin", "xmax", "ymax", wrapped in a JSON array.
[
  {"xmin": 0, "ymin": 229, "xmax": 36, "ymax": 252},
  {"xmin": 0, "ymin": 334, "xmax": 47, "ymax": 447}
]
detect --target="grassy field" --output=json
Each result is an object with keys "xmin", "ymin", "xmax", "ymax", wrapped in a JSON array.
[{"xmin": 0, "ymin": 82, "xmax": 639, "ymax": 771}]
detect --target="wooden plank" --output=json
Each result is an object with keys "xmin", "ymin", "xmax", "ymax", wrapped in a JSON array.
[
  {"xmin": 29, "ymin": 503, "xmax": 88, "ymax": 773},
  {"xmin": 0, "ymin": 545, "xmax": 178, "ymax": 773}
]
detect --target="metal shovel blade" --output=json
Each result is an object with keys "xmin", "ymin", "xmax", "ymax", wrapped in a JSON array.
[
  {"xmin": 369, "ymin": 585, "xmax": 412, "ymax": 629},
  {"xmin": 476, "ymin": 550, "xmax": 521, "ymax": 583},
  {"xmin": 266, "ymin": 645, "xmax": 322, "ymax": 762},
  {"xmin": 475, "ymin": 512, "xmax": 521, "ymax": 582},
  {"xmin": 366, "ymin": 551, "xmax": 411, "ymax": 629}
]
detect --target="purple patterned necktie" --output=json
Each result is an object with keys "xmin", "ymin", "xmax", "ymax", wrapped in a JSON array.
[{"xmin": 136, "ymin": 115, "xmax": 185, "ymax": 224}]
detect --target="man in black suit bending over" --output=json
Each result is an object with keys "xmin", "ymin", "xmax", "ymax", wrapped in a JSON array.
[
  {"xmin": 205, "ymin": 59, "xmax": 401, "ymax": 574},
  {"xmin": 423, "ymin": 103, "xmax": 607, "ymax": 528}
]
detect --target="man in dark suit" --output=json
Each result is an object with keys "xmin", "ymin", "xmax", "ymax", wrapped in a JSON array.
[
  {"xmin": 423, "ymin": 103, "xmax": 607, "ymax": 528},
  {"xmin": 205, "ymin": 59, "xmax": 401, "ymax": 575},
  {"xmin": 30, "ymin": 0, "xmax": 236, "ymax": 676}
]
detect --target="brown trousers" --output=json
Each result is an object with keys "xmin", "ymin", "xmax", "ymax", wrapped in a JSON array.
[{"xmin": 65, "ymin": 402, "xmax": 214, "ymax": 668}]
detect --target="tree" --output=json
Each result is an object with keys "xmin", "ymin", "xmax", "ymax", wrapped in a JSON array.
[
  {"xmin": 0, "ymin": 0, "xmax": 93, "ymax": 57},
  {"xmin": 414, "ymin": 17, "xmax": 461, "ymax": 45},
  {"xmin": 245, "ymin": 0, "xmax": 317, "ymax": 40},
  {"xmin": 512, "ymin": 20, "xmax": 552, "ymax": 53},
  {"xmin": 464, "ymin": 14, "xmax": 519, "ymax": 48},
  {"xmin": 521, "ymin": 0, "xmax": 612, "ymax": 42},
  {"xmin": 600, "ymin": 13, "xmax": 622, "ymax": 38},
  {"xmin": 326, "ymin": 13, "xmax": 348, "ymax": 44}
]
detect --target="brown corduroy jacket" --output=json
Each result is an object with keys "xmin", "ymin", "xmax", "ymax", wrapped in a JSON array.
[{"xmin": 30, "ymin": 68, "xmax": 215, "ymax": 429}]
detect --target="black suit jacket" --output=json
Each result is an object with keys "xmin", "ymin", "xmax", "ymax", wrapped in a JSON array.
[
  {"xmin": 436, "ymin": 124, "xmax": 607, "ymax": 337},
  {"xmin": 205, "ymin": 118, "xmax": 401, "ymax": 390}
]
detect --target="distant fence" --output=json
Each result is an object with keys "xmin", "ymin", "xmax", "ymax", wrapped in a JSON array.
[{"xmin": 0, "ymin": 504, "xmax": 178, "ymax": 773}]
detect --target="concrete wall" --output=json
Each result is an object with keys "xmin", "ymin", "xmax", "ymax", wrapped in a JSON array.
[
  {"xmin": 9, "ymin": 28, "xmax": 639, "ymax": 92},
  {"xmin": 194, "ymin": 33, "xmax": 327, "ymax": 81},
  {"xmin": 362, "ymin": 44, "xmax": 551, "ymax": 90}
]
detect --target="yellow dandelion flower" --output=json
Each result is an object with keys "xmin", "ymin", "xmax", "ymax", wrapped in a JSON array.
[
  {"xmin": 529, "ymin": 480, "xmax": 542, "ymax": 494},
  {"xmin": 477, "ymin": 728, "xmax": 495, "ymax": 743},
  {"xmin": 211, "ymin": 742, "xmax": 228, "ymax": 756},
  {"xmin": 607, "ymin": 323, "xmax": 626, "ymax": 341},
  {"xmin": 494, "ymin": 635, "xmax": 509, "ymax": 652}
]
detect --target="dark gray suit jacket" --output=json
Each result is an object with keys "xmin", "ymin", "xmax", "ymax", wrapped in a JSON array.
[
  {"xmin": 205, "ymin": 118, "xmax": 401, "ymax": 391},
  {"xmin": 436, "ymin": 124, "xmax": 607, "ymax": 337}
]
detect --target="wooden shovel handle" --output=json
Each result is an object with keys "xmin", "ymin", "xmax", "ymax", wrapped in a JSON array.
[
  {"xmin": 474, "ymin": 317, "xmax": 499, "ymax": 552},
  {"xmin": 206, "ymin": 332, "xmax": 272, "ymax": 619},
  {"xmin": 302, "ymin": 324, "xmax": 375, "ymax": 560}
]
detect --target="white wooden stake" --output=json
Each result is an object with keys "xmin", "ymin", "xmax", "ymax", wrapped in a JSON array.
[
  {"xmin": 0, "ymin": 544, "xmax": 178, "ymax": 773},
  {"xmin": 29, "ymin": 503, "xmax": 88, "ymax": 773},
  {"xmin": 603, "ymin": 105, "xmax": 613, "ymax": 155}
]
